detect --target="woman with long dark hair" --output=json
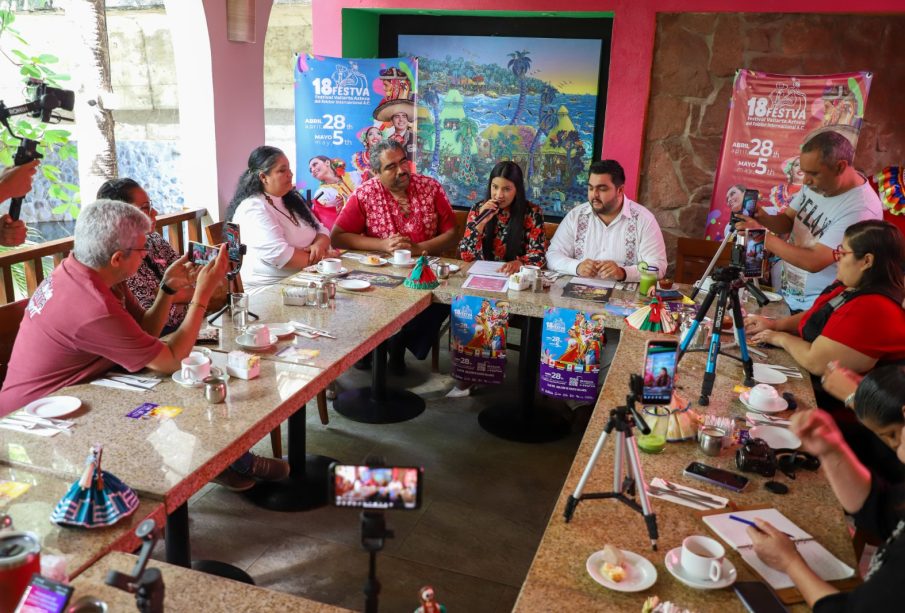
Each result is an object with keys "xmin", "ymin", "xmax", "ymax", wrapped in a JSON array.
[
  {"xmin": 457, "ymin": 161, "xmax": 546, "ymax": 275},
  {"xmin": 746, "ymin": 219, "xmax": 905, "ymax": 480},
  {"xmin": 226, "ymin": 146, "xmax": 331, "ymax": 288}
]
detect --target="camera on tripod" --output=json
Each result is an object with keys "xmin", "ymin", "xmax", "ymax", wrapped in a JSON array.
[{"xmin": 0, "ymin": 78, "xmax": 76, "ymax": 219}]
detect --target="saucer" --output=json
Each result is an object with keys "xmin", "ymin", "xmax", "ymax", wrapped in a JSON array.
[
  {"xmin": 739, "ymin": 391, "xmax": 788, "ymax": 414},
  {"xmin": 23, "ymin": 395, "xmax": 81, "ymax": 419},
  {"xmin": 664, "ymin": 547, "xmax": 736, "ymax": 590},
  {"xmin": 750, "ymin": 425, "xmax": 801, "ymax": 449},
  {"xmin": 171, "ymin": 366, "xmax": 228, "ymax": 388},
  {"xmin": 337, "ymin": 279, "xmax": 370, "ymax": 291},
  {"xmin": 236, "ymin": 333, "xmax": 278, "ymax": 350},
  {"xmin": 586, "ymin": 549, "xmax": 657, "ymax": 592},
  {"xmin": 314, "ymin": 266, "xmax": 349, "ymax": 276},
  {"xmin": 268, "ymin": 323, "xmax": 295, "ymax": 338},
  {"xmin": 361, "ymin": 257, "xmax": 387, "ymax": 267},
  {"xmin": 391, "ymin": 259, "xmax": 415, "ymax": 267},
  {"xmin": 752, "ymin": 363, "xmax": 788, "ymax": 385},
  {"xmin": 447, "ymin": 264, "xmax": 461, "ymax": 273}
]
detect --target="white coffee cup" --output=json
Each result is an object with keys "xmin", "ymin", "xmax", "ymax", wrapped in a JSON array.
[
  {"xmin": 247, "ymin": 323, "xmax": 272, "ymax": 346},
  {"xmin": 181, "ymin": 351, "xmax": 211, "ymax": 383},
  {"xmin": 316, "ymin": 258, "xmax": 342, "ymax": 274},
  {"xmin": 680, "ymin": 535, "xmax": 725, "ymax": 582},
  {"xmin": 748, "ymin": 383, "xmax": 780, "ymax": 410},
  {"xmin": 393, "ymin": 249, "xmax": 412, "ymax": 265}
]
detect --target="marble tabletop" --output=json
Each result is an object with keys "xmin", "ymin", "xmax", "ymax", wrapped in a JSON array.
[
  {"xmin": 513, "ymin": 328, "xmax": 856, "ymax": 612},
  {"xmin": 0, "ymin": 355, "xmax": 327, "ymax": 513},
  {"xmin": 215, "ymin": 281, "xmax": 432, "ymax": 372},
  {"xmin": 70, "ymin": 552, "xmax": 357, "ymax": 612},
  {"xmin": 0, "ymin": 465, "xmax": 165, "ymax": 578}
]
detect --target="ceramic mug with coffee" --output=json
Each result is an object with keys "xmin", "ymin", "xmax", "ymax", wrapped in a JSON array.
[
  {"xmin": 247, "ymin": 323, "xmax": 272, "ymax": 346},
  {"xmin": 181, "ymin": 351, "xmax": 211, "ymax": 383},
  {"xmin": 393, "ymin": 249, "xmax": 412, "ymax": 265},
  {"xmin": 748, "ymin": 383, "xmax": 781, "ymax": 411},
  {"xmin": 316, "ymin": 258, "xmax": 342, "ymax": 274},
  {"xmin": 680, "ymin": 535, "xmax": 725, "ymax": 582}
]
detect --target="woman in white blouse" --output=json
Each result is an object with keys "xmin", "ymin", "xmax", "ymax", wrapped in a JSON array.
[{"xmin": 226, "ymin": 146, "xmax": 332, "ymax": 288}]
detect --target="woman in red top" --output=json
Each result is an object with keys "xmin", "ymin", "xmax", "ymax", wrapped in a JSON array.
[
  {"xmin": 747, "ymin": 220, "xmax": 905, "ymax": 480},
  {"xmin": 745, "ymin": 220, "xmax": 905, "ymax": 376},
  {"xmin": 457, "ymin": 161, "xmax": 546, "ymax": 274}
]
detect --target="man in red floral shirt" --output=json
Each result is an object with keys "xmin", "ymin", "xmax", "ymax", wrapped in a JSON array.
[{"xmin": 332, "ymin": 140, "xmax": 457, "ymax": 373}]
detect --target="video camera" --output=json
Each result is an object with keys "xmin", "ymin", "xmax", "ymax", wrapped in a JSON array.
[{"xmin": 0, "ymin": 79, "xmax": 75, "ymax": 220}]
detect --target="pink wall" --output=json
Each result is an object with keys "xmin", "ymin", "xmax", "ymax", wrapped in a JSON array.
[
  {"xmin": 312, "ymin": 1, "xmax": 905, "ymax": 198},
  {"xmin": 205, "ymin": 0, "xmax": 274, "ymax": 213}
]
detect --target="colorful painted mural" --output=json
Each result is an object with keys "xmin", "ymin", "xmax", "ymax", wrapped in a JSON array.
[{"xmin": 400, "ymin": 34, "xmax": 602, "ymax": 220}]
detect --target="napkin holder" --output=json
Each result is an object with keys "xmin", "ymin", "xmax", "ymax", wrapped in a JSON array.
[
  {"xmin": 507, "ymin": 273, "xmax": 530, "ymax": 291},
  {"xmin": 642, "ymin": 392, "xmax": 699, "ymax": 442},
  {"xmin": 226, "ymin": 350, "xmax": 260, "ymax": 380},
  {"xmin": 281, "ymin": 286, "xmax": 308, "ymax": 306}
]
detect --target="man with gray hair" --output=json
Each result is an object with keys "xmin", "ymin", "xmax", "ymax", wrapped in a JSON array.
[
  {"xmin": 737, "ymin": 130, "xmax": 882, "ymax": 311},
  {"xmin": 0, "ymin": 199, "xmax": 227, "ymax": 414},
  {"xmin": 331, "ymin": 139, "xmax": 457, "ymax": 373}
]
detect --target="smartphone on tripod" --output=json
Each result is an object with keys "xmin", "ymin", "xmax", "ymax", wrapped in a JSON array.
[
  {"xmin": 329, "ymin": 463, "xmax": 423, "ymax": 511},
  {"xmin": 740, "ymin": 188, "xmax": 759, "ymax": 218},
  {"xmin": 642, "ymin": 339, "xmax": 679, "ymax": 405},
  {"xmin": 224, "ymin": 222, "xmax": 243, "ymax": 263},
  {"xmin": 742, "ymin": 229, "xmax": 767, "ymax": 279}
]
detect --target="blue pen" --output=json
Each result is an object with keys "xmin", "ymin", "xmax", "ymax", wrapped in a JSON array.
[{"xmin": 729, "ymin": 514, "xmax": 795, "ymax": 538}]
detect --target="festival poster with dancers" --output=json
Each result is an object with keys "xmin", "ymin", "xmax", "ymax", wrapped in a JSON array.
[
  {"xmin": 706, "ymin": 70, "xmax": 872, "ymax": 241},
  {"xmin": 538, "ymin": 307, "xmax": 605, "ymax": 402},
  {"xmin": 449, "ymin": 295, "xmax": 509, "ymax": 385},
  {"xmin": 294, "ymin": 55, "xmax": 418, "ymax": 228}
]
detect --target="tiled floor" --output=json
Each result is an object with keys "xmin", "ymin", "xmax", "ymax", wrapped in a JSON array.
[{"xmin": 157, "ymin": 335, "xmax": 587, "ymax": 612}]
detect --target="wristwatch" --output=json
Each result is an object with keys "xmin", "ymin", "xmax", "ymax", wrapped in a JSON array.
[{"xmin": 160, "ymin": 282, "xmax": 177, "ymax": 296}]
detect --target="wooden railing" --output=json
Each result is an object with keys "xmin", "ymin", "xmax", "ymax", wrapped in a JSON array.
[{"xmin": 0, "ymin": 208, "xmax": 206, "ymax": 304}]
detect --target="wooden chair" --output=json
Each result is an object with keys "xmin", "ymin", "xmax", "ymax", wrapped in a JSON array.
[
  {"xmin": 0, "ymin": 299, "xmax": 27, "ymax": 388},
  {"xmin": 674, "ymin": 237, "xmax": 732, "ymax": 285},
  {"xmin": 205, "ymin": 223, "xmax": 330, "ymax": 447}
]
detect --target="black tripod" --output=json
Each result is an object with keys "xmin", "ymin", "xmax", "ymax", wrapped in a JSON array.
[
  {"xmin": 564, "ymin": 375, "xmax": 659, "ymax": 551},
  {"xmin": 105, "ymin": 519, "xmax": 165, "ymax": 613},
  {"xmin": 207, "ymin": 267, "xmax": 259, "ymax": 326},
  {"xmin": 678, "ymin": 261, "xmax": 768, "ymax": 405},
  {"xmin": 360, "ymin": 511, "xmax": 393, "ymax": 613}
]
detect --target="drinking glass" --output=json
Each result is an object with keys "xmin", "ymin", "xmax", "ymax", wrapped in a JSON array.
[{"xmin": 231, "ymin": 292, "xmax": 249, "ymax": 334}]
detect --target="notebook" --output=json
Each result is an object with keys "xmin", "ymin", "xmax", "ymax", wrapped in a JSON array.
[{"xmin": 703, "ymin": 508, "xmax": 855, "ymax": 590}]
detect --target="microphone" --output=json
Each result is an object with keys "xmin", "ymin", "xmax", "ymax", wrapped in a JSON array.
[{"xmin": 468, "ymin": 202, "xmax": 499, "ymax": 228}]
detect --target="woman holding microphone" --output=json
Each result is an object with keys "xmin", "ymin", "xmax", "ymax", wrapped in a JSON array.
[{"xmin": 457, "ymin": 161, "xmax": 546, "ymax": 274}]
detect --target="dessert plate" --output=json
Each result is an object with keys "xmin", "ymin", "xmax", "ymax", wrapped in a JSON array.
[
  {"xmin": 586, "ymin": 549, "xmax": 657, "ymax": 592},
  {"xmin": 23, "ymin": 396, "xmax": 81, "ymax": 419},
  {"xmin": 750, "ymin": 425, "xmax": 801, "ymax": 449}
]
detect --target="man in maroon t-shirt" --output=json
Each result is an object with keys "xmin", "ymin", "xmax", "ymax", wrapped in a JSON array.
[{"xmin": 0, "ymin": 200, "xmax": 286, "ymax": 492}]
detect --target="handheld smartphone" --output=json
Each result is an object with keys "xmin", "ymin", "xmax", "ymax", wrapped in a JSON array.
[
  {"xmin": 684, "ymin": 461, "xmax": 750, "ymax": 492},
  {"xmin": 187, "ymin": 240, "xmax": 220, "ymax": 266},
  {"xmin": 642, "ymin": 339, "xmax": 679, "ymax": 404},
  {"xmin": 224, "ymin": 222, "xmax": 242, "ymax": 263},
  {"xmin": 740, "ymin": 188, "xmax": 759, "ymax": 218},
  {"xmin": 329, "ymin": 463, "xmax": 423, "ymax": 510},
  {"xmin": 734, "ymin": 581, "xmax": 789, "ymax": 613},
  {"xmin": 743, "ymin": 229, "xmax": 767, "ymax": 279},
  {"xmin": 14, "ymin": 574, "xmax": 74, "ymax": 613}
]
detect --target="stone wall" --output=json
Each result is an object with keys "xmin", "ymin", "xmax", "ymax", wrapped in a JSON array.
[{"xmin": 639, "ymin": 13, "xmax": 905, "ymax": 273}]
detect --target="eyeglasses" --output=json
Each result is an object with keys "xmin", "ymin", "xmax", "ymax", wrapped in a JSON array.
[{"xmin": 832, "ymin": 244, "xmax": 856, "ymax": 262}]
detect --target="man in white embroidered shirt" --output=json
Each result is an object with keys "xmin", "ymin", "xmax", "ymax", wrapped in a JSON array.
[{"xmin": 547, "ymin": 159, "xmax": 667, "ymax": 281}]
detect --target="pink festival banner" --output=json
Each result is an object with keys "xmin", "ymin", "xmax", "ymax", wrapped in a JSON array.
[{"xmin": 705, "ymin": 70, "xmax": 872, "ymax": 241}]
